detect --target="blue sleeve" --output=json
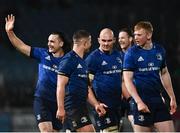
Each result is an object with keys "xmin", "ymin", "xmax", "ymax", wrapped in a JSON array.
[
  {"xmin": 58, "ymin": 57, "xmax": 76, "ymax": 77},
  {"xmin": 161, "ymin": 47, "xmax": 167, "ymax": 69},
  {"xmin": 123, "ymin": 49, "xmax": 136, "ymax": 71},
  {"xmin": 30, "ymin": 47, "xmax": 45, "ymax": 61},
  {"xmin": 85, "ymin": 53, "xmax": 98, "ymax": 74}
]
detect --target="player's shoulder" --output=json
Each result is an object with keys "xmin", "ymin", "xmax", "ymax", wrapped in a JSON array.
[
  {"xmin": 33, "ymin": 47, "xmax": 47, "ymax": 51},
  {"xmin": 126, "ymin": 44, "xmax": 139, "ymax": 54},
  {"xmin": 88, "ymin": 49, "xmax": 100, "ymax": 56},
  {"xmin": 153, "ymin": 42, "xmax": 165, "ymax": 50}
]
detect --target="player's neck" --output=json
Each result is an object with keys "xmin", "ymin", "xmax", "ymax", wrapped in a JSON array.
[
  {"xmin": 52, "ymin": 50, "xmax": 64, "ymax": 57},
  {"xmin": 73, "ymin": 45, "xmax": 84, "ymax": 58},
  {"xmin": 141, "ymin": 42, "xmax": 153, "ymax": 50}
]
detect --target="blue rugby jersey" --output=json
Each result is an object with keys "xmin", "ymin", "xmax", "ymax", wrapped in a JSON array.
[
  {"xmin": 85, "ymin": 49, "xmax": 123, "ymax": 109},
  {"xmin": 123, "ymin": 43, "xmax": 166, "ymax": 102},
  {"xmin": 30, "ymin": 47, "xmax": 63, "ymax": 102},
  {"xmin": 58, "ymin": 50, "xmax": 88, "ymax": 110}
]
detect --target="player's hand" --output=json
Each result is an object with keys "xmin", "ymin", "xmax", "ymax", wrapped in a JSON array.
[
  {"xmin": 95, "ymin": 103, "xmax": 108, "ymax": 117},
  {"xmin": 170, "ymin": 98, "xmax": 177, "ymax": 115},
  {"xmin": 137, "ymin": 101, "xmax": 150, "ymax": 113},
  {"xmin": 5, "ymin": 14, "xmax": 15, "ymax": 32},
  {"xmin": 56, "ymin": 108, "xmax": 66, "ymax": 123}
]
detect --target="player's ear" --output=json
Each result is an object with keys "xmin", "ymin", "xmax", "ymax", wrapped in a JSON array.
[{"xmin": 60, "ymin": 42, "xmax": 64, "ymax": 47}]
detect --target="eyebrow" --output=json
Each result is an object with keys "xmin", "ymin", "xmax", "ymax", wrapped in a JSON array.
[{"xmin": 101, "ymin": 39, "xmax": 113, "ymax": 42}]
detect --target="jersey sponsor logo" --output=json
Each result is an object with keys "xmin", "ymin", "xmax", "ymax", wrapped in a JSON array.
[
  {"xmin": 101, "ymin": 60, "xmax": 108, "ymax": 65},
  {"xmin": 81, "ymin": 116, "xmax": 88, "ymax": 123},
  {"xmin": 148, "ymin": 62, "xmax": 154, "ymax": 67},
  {"xmin": 77, "ymin": 64, "xmax": 83, "ymax": 68},
  {"xmin": 139, "ymin": 66, "xmax": 160, "ymax": 72},
  {"xmin": 45, "ymin": 55, "xmax": 51, "ymax": 61},
  {"xmin": 138, "ymin": 56, "xmax": 144, "ymax": 62},
  {"xmin": 156, "ymin": 53, "xmax": 162, "ymax": 61},
  {"xmin": 103, "ymin": 69, "xmax": 122, "ymax": 74},
  {"xmin": 43, "ymin": 64, "xmax": 58, "ymax": 73},
  {"xmin": 138, "ymin": 115, "xmax": 144, "ymax": 122},
  {"xmin": 112, "ymin": 65, "xmax": 117, "ymax": 69},
  {"xmin": 53, "ymin": 64, "xmax": 58, "ymax": 69},
  {"xmin": 78, "ymin": 74, "xmax": 87, "ymax": 78}
]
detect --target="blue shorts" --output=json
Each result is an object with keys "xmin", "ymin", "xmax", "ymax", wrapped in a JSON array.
[
  {"xmin": 33, "ymin": 97, "xmax": 62, "ymax": 130},
  {"xmin": 128, "ymin": 97, "xmax": 136, "ymax": 116},
  {"xmin": 64, "ymin": 106, "xmax": 92, "ymax": 131},
  {"xmin": 93, "ymin": 107, "xmax": 121, "ymax": 131},
  {"xmin": 133, "ymin": 101, "xmax": 172, "ymax": 126}
]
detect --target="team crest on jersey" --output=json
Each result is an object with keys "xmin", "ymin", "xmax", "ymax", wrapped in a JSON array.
[
  {"xmin": 96, "ymin": 120, "xmax": 101, "ymax": 127},
  {"xmin": 72, "ymin": 120, "xmax": 77, "ymax": 127},
  {"xmin": 105, "ymin": 117, "xmax": 111, "ymax": 124},
  {"xmin": 45, "ymin": 55, "xmax": 51, "ymax": 61},
  {"xmin": 36, "ymin": 114, "xmax": 41, "ymax": 120},
  {"xmin": 156, "ymin": 53, "xmax": 162, "ymax": 60},
  {"xmin": 81, "ymin": 116, "xmax": 88, "ymax": 123},
  {"xmin": 116, "ymin": 57, "xmax": 122, "ymax": 64}
]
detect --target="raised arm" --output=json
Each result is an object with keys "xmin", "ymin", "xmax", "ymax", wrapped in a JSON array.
[
  {"xmin": 160, "ymin": 67, "xmax": 177, "ymax": 114},
  {"xmin": 5, "ymin": 14, "xmax": 31, "ymax": 56}
]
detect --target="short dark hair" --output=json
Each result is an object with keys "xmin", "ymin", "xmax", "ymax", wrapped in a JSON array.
[
  {"xmin": 119, "ymin": 28, "xmax": 133, "ymax": 37},
  {"xmin": 73, "ymin": 30, "xmax": 90, "ymax": 42},
  {"xmin": 50, "ymin": 31, "xmax": 72, "ymax": 54}
]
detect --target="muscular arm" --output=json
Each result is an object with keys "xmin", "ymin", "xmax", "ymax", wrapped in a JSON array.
[
  {"xmin": 5, "ymin": 14, "xmax": 31, "ymax": 56},
  {"xmin": 122, "ymin": 74, "xmax": 131, "ymax": 99},
  {"xmin": 123, "ymin": 71, "xmax": 150, "ymax": 112},
  {"xmin": 87, "ymin": 73, "xmax": 107, "ymax": 116},
  {"xmin": 160, "ymin": 67, "xmax": 177, "ymax": 114},
  {"xmin": 56, "ymin": 75, "xmax": 69, "ymax": 123}
]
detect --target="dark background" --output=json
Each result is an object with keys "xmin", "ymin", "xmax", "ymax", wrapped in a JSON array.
[{"xmin": 0, "ymin": 0, "xmax": 180, "ymax": 108}]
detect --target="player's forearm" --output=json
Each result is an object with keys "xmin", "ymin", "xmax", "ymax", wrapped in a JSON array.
[
  {"xmin": 6, "ymin": 30, "xmax": 31, "ymax": 56},
  {"xmin": 125, "ymin": 80, "xmax": 142, "ymax": 104},
  {"xmin": 161, "ymin": 70, "xmax": 176, "ymax": 100},
  {"xmin": 56, "ymin": 87, "xmax": 65, "ymax": 109},
  {"xmin": 87, "ymin": 87, "xmax": 99, "ymax": 107},
  {"xmin": 122, "ymin": 81, "xmax": 131, "ymax": 99}
]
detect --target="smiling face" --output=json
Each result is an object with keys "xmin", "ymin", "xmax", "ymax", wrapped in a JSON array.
[
  {"xmin": 98, "ymin": 28, "xmax": 115, "ymax": 53},
  {"xmin": 48, "ymin": 34, "xmax": 63, "ymax": 53},
  {"xmin": 118, "ymin": 31, "xmax": 132, "ymax": 51}
]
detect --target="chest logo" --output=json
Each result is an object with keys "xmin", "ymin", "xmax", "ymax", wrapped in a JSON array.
[
  {"xmin": 101, "ymin": 60, "xmax": 108, "ymax": 65},
  {"xmin": 77, "ymin": 64, "xmax": 83, "ymax": 68},
  {"xmin": 156, "ymin": 53, "xmax": 162, "ymax": 61},
  {"xmin": 138, "ymin": 56, "xmax": 144, "ymax": 62},
  {"xmin": 45, "ymin": 55, "xmax": 51, "ymax": 61}
]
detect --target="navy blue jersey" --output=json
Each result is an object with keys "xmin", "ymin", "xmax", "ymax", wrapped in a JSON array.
[
  {"xmin": 58, "ymin": 50, "xmax": 88, "ymax": 110},
  {"xmin": 30, "ymin": 47, "xmax": 63, "ymax": 102},
  {"xmin": 123, "ymin": 43, "xmax": 166, "ymax": 102},
  {"xmin": 85, "ymin": 49, "xmax": 123, "ymax": 109}
]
